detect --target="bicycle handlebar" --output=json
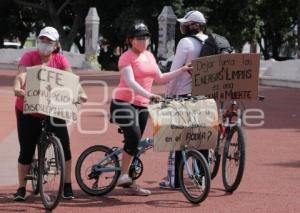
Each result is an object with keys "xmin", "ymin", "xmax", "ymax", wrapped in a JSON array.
[
  {"xmin": 149, "ymin": 95, "xmax": 208, "ymax": 104},
  {"xmin": 149, "ymin": 95, "xmax": 265, "ymax": 105}
]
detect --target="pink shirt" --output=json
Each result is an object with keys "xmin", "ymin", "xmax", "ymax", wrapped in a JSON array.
[
  {"xmin": 15, "ymin": 50, "xmax": 70, "ymax": 111},
  {"xmin": 113, "ymin": 49, "xmax": 158, "ymax": 106}
]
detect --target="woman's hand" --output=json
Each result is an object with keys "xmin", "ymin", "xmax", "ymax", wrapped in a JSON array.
[
  {"xmin": 14, "ymin": 88, "xmax": 25, "ymax": 97},
  {"xmin": 149, "ymin": 94, "xmax": 163, "ymax": 102},
  {"xmin": 79, "ymin": 94, "xmax": 88, "ymax": 103},
  {"xmin": 181, "ymin": 63, "xmax": 193, "ymax": 73}
]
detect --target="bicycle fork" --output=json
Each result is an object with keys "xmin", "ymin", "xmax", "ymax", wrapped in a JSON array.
[{"xmin": 181, "ymin": 148, "xmax": 200, "ymax": 178}]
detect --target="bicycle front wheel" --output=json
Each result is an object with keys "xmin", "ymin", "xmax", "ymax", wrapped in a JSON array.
[
  {"xmin": 39, "ymin": 135, "xmax": 65, "ymax": 210},
  {"xmin": 222, "ymin": 125, "xmax": 245, "ymax": 193},
  {"xmin": 179, "ymin": 150, "xmax": 211, "ymax": 204},
  {"xmin": 75, "ymin": 145, "xmax": 120, "ymax": 196}
]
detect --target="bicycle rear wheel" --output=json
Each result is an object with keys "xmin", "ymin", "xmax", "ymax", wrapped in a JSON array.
[
  {"xmin": 39, "ymin": 135, "xmax": 65, "ymax": 210},
  {"xmin": 179, "ymin": 149, "xmax": 211, "ymax": 204},
  {"xmin": 222, "ymin": 125, "xmax": 245, "ymax": 193},
  {"xmin": 75, "ymin": 145, "xmax": 120, "ymax": 196}
]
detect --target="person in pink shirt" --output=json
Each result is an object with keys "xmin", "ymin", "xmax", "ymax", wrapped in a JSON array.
[
  {"xmin": 110, "ymin": 21, "xmax": 193, "ymax": 196},
  {"xmin": 13, "ymin": 26, "xmax": 87, "ymax": 201}
]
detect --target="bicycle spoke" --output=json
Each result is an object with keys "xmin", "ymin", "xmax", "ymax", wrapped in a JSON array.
[
  {"xmin": 39, "ymin": 136, "xmax": 65, "ymax": 210},
  {"xmin": 179, "ymin": 150, "xmax": 210, "ymax": 203},
  {"xmin": 222, "ymin": 126, "xmax": 245, "ymax": 192},
  {"xmin": 75, "ymin": 145, "xmax": 120, "ymax": 196},
  {"xmin": 41, "ymin": 144, "xmax": 62, "ymax": 205}
]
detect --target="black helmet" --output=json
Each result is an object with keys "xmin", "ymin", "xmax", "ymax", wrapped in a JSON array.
[{"xmin": 127, "ymin": 22, "xmax": 151, "ymax": 38}]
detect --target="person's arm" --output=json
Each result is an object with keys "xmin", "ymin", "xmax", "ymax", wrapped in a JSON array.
[
  {"xmin": 154, "ymin": 63, "xmax": 192, "ymax": 84},
  {"xmin": 61, "ymin": 57, "xmax": 88, "ymax": 103},
  {"xmin": 122, "ymin": 65, "xmax": 158, "ymax": 99},
  {"xmin": 14, "ymin": 65, "xmax": 27, "ymax": 97}
]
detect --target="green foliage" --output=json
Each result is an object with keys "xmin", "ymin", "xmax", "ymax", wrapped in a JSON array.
[{"xmin": 0, "ymin": 0, "xmax": 297, "ymax": 59}]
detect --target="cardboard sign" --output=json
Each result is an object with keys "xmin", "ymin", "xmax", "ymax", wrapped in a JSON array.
[
  {"xmin": 24, "ymin": 65, "xmax": 79, "ymax": 121},
  {"xmin": 148, "ymin": 98, "xmax": 219, "ymax": 152},
  {"xmin": 192, "ymin": 53, "xmax": 260, "ymax": 101}
]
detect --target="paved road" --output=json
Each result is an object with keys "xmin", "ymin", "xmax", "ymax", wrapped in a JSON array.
[{"xmin": 0, "ymin": 70, "xmax": 300, "ymax": 213}]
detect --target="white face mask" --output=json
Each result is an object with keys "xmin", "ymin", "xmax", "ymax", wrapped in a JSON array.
[{"xmin": 37, "ymin": 41, "xmax": 55, "ymax": 56}]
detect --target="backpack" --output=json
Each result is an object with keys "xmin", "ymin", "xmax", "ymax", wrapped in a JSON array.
[{"xmin": 190, "ymin": 33, "xmax": 233, "ymax": 57}]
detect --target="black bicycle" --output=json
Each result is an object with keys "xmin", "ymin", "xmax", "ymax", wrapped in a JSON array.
[
  {"xmin": 208, "ymin": 96, "xmax": 264, "ymax": 192},
  {"xmin": 25, "ymin": 117, "xmax": 65, "ymax": 210}
]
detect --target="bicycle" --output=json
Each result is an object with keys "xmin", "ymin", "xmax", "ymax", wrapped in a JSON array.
[
  {"xmin": 208, "ymin": 96, "xmax": 264, "ymax": 193},
  {"xmin": 75, "ymin": 97, "xmax": 211, "ymax": 204},
  {"xmin": 25, "ymin": 117, "xmax": 65, "ymax": 210}
]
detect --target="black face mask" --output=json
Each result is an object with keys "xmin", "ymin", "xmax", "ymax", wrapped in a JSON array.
[{"xmin": 185, "ymin": 28, "xmax": 200, "ymax": 36}]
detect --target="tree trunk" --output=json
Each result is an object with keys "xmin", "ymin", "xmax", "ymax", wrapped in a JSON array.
[{"xmin": 250, "ymin": 41, "xmax": 257, "ymax": 53}]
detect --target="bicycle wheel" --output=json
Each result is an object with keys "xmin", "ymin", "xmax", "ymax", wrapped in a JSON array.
[
  {"xmin": 30, "ymin": 148, "xmax": 39, "ymax": 195},
  {"xmin": 75, "ymin": 145, "xmax": 120, "ymax": 196},
  {"xmin": 208, "ymin": 148, "xmax": 221, "ymax": 180},
  {"xmin": 179, "ymin": 149, "xmax": 211, "ymax": 204},
  {"xmin": 222, "ymin": 125, "xmax": 245, "ymax": 193},
  {"xmin": 39, "ymin": 135, "xmax": 65, "ymax": 210}
]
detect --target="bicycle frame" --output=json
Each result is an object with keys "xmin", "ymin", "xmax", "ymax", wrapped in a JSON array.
[{"xmin": 93, "ymin": 138, "xmax": 154, "ymax": 173}]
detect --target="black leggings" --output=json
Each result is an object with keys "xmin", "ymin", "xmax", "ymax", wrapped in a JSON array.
[
  {"xmin": 16, "ymin": 109, "xmax": 72, "ymax": 165},
  {"xmin": 110, "ymin": 99, "xmax": 149, "ymax": 156}
]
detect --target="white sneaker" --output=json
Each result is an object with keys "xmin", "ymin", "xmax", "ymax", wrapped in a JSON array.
[
  {"xmin": 125, "ymin": 184, "xmax": 151, "ymax": 196},
  {"xmin": 117, "ymin": 174, "xmax": 132, "ymax": 187}
]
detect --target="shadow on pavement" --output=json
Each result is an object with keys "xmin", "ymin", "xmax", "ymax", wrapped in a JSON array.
[
  {"xmin": 263, "ymin": 160, "xmax": 300, "ymax": 168},
  {"xmin": 208, "ymin": 187, "xmax": 235, "ymax": 197},
  {"xmin": 58, "ymin": 188, "xmax": 200, "ymax": 209},
  {"xmin": 0, "ymin": 191, "xmax": 45, "ymax": 212}
]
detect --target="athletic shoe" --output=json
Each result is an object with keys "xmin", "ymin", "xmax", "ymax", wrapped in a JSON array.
[
  {"xmin": 159, "ymin": 179, "xmax": 180, "ymax": 190},
  {"xmin": 125, "ymin": 184, "xmax": 151, "ymax": 196},
  {"xmin": 63, "ymin": 183, "xmax": 74, "ymax": 199},
  {"xmin": 13, "ymin": 187, "xmax": 26, "ymax": 201},
  {"xmin": 117, "ymin": 174, "xmax": 133, "ymax": 187}
]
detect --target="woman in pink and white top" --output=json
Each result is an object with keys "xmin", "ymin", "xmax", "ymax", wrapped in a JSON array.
[
  {"xmin": 110, "ymin": 21, "xmax": 193, "ymax": 196},
  {"xmin": 13, "ymin": 26, "xmax": 87, "ymax": 201}
]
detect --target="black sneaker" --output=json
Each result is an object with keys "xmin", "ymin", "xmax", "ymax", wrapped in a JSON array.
[
  {"xmin": 63, "ymin": 183, "xmax": 74, "ymax": 199},
  {"xmin": 13, "ymin": 187, "xmax": 26, "ymax": 201}
]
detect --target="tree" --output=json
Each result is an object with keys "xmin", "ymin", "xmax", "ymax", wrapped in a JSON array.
[
  {"xmin": 1, "ymin": 0, "xmax": 297, "ymax": 60},
  {"xmin": 253, "ymin": 0, "xmax": 297, "ymax": 59},
  {"xmin": 13, "ymin": 0, "xmax": 91, "ymax": 51},
  {"xmin": 94, "ymin": 0, "xmax": 181, "ymax": 54}
]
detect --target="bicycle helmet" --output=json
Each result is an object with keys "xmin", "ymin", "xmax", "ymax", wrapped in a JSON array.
[{"xmin": 127, "ymin": 22, "xmax": 151, "ymax": 38}]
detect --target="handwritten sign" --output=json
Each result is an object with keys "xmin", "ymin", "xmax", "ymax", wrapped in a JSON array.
[
  {"xmin": 192, "ymin": 53, "xmax": 260, "ymax": 101},
  {"xmin": 148, "ymin": 98, "xmax": 219, "ymax": 152},
  {"xmin": 24, "ymin": 65, "xmax": 79, "ymax": 121}
]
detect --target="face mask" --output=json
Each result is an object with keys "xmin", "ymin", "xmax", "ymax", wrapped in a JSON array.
[
  {"xmin": 132, "ymin": 37, "xmax": 150, "ymax": 52},
  {"xmin": 185, "ymin": 28, "xmax": 200, "ymax": 36},
  {"xmin": 37, "ymin": 41, "xmax": 55, "ymax": 55}
]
